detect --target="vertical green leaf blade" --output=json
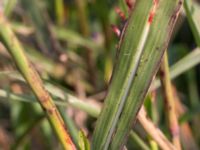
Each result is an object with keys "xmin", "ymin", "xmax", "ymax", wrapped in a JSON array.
[
  {"xmin": 92, "ymin": 1, "xmax": 154, "ymax": 149},
  {"xmin": 92, "ymin": 0, "xmax": 182, "ymax": 149}
]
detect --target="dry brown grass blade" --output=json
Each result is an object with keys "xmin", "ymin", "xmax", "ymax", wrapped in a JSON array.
[{"xmin": 138, "ymin": 106, "xmax": 176, "ymax": 150}]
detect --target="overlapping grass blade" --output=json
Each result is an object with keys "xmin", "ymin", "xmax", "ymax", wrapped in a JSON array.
[
  {"xmin": 153, "ymin": 47, "xmax": 200, "ymax": 90},
  {"xmin": 92, "ymin": 0, "xmax": 182, "ymax": 149}
]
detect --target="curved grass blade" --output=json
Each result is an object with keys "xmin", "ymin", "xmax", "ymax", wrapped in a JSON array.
[
  {"xmin": 92, "ymin": 0, "xmax": 182, "ymax": 149},
  {"xmin": 153, "ymin": 47, "xmax": 200, "ymax": 90}
]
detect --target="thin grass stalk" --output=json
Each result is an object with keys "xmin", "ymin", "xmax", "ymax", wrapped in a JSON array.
[
  {"xmin": 55, "ymin": 0, "xmax": 65, "ymax": 25},
  {"xmin": 75, "ymin": 0, "xmax": 97, "ymax": 87},
  {"xmin": 138, "ymin": 106, "xmax": 176, "ymax": 150},
  {"xmin": 0, "ymin": 15, "xmax": 76, "ymax": 150},
  {"xmin": 75, "ymin": 0, "xmax": 89, "ymax": 37},
  {"xmin": 59, "ymin": 107, "xmax": 80, "ymax": 148},
  {"xmin": 160, "ymin": 52, "xmax": 181, "ymax": 150},
  {"xmin": 0, "ymin": 70, "xmax": 176, "ymax": 149},
  {"xmin": 153, "ymin": 48, "xmax": 200, "ymax": 90},
  {"xmin": 129, "ymin": 131, "xmax": 150, "ymax": 150},
  {"xmin": 148, "ymin": 92, "xmax": 159, "ymax": 150},
  {"xmin": 0, "ymin": 67, "xmax": 176, "ymax": 149},
  {"xmin": 0, "ymin": 87, "xmax": 175, "ymax": 150},
  {"xmin": 172, "ymin": 85, "xmax": 199, "ymax": 150}
]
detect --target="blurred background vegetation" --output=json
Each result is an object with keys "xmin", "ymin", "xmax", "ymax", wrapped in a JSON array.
[{"xmin": 0, "ymin": 0, "xmax": 200, "ymax": 149}]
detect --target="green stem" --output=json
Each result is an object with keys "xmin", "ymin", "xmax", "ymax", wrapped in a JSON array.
[
  {"xmin": 138, "ymin": 107, "xmax": 175, "ymax": 150},
  {"xmin": 0, "ymin": 88, "xmax": 174, "ymax": 150},
  {"xmin": 129, "ymin": 131, "xmax": 150, "ymax": 150},
  {"xmin": 55, "ymin": 0, "xmax": 65, "ymax": 25},
  {"xmin": 75, "ymin": 0, "xmax": 97, "ymax": 86},
  {"xmin": 160, "ymin": 52, "xmax": 181, "ymax": 150},
  {"xmin": 0, "ymin": 71, "xmax": 175, "ymax": 150},
  {"xmin": 0, "ymin": 16, "xmax": 76, "ymax": 150}
]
